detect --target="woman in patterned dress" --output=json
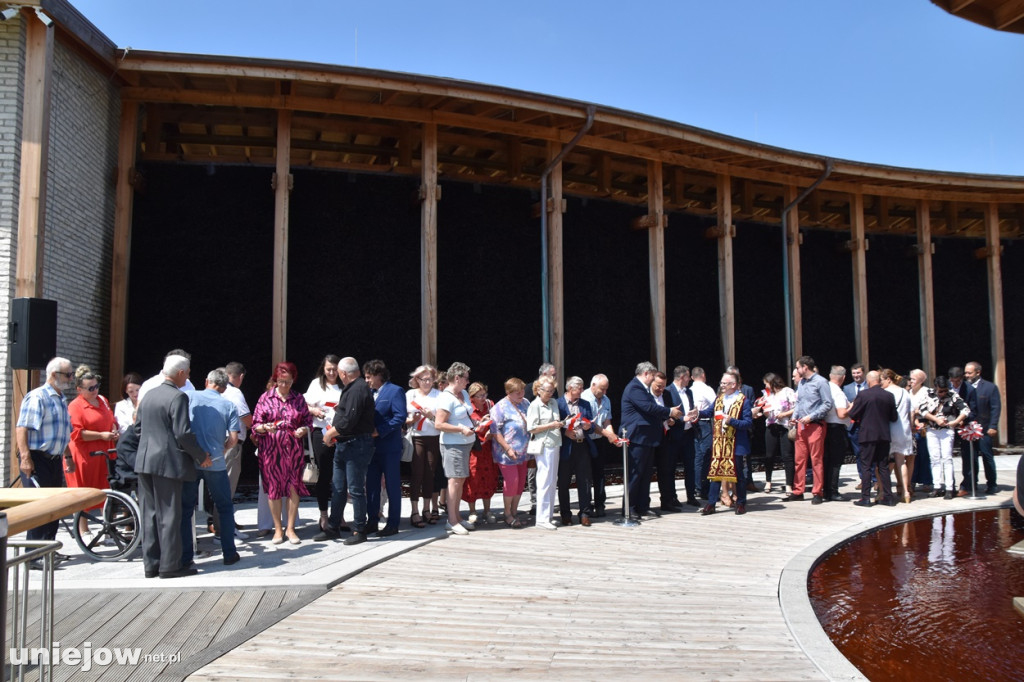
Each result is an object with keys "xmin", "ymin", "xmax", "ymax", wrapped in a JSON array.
[
  {"xmin": 463, "ymin": 382, "xmax": 497, "ymax": 524},
  {"xmin": 252, "ymin": 361, "xmax": 313, "ymax": 545}
]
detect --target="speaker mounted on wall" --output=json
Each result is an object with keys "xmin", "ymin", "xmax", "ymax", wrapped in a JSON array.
[{"xmin": 9, "ymin": 298, "xmax": 57, "ymax": 370}]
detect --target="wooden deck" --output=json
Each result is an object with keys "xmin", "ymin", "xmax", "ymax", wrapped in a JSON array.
[
  {"xmin": 186, "ymin": 486, "xmax": 1021, "ymax": 681},
  {"xmin": 6, "ymin": 587, "xmax": 324, "ymax": 681}
]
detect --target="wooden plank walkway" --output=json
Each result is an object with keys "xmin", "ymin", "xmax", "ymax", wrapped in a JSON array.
[
  {"xmin": 5, "ymin": 587, "xmax": 324, "ymax": 681},
  {"xmin": 186, "ymin": 485, "xmax": 1020, "ymax": 681}
]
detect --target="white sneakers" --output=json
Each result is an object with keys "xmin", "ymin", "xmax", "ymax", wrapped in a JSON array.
[
  {"xmin": 535, "ymin": 521, "xmax": 557, "ymax": 531},
  {"xmin": 445, "ymin": 521, "xmax": 470, "ymax": 536}
]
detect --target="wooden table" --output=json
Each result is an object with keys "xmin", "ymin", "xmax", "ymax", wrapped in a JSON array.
[{"xmin": 0, "ymin": 487, "xmax": 106, "ymax": 536}]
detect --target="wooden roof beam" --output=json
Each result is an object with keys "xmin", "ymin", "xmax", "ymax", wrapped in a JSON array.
[{"xmin": 994, "ymin": 0, "xmax": 1024, "ymax": 29}]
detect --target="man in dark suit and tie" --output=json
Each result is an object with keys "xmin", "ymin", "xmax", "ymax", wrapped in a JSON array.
[
  {"xmin": 963, "ymin": 361, "xmax": 1001, "ymax": 494},
  {"xmin": 621, "ymin": 362, "xmax": 682, "ymax": 519},
  {"xmin": 135, "ymin": 354, "xmax": 211, "ymax": 578},
  {"xmin": 847, "ymin": 370, "xmax": 897, "ymax": 507},
  {"xmin": 662, "ymin": 366, "xmax": 700, "ymax": 508},
  {"xmin": 363, "ymin": 359, "xmax": 408, "ymax": 538}
]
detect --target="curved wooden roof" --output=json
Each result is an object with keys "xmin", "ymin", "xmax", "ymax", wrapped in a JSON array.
[
  {"xmin": 34, "ymin": 0, "xmax": 1023, "ymax": 241},
  {"xmin": 931, "ymin": 0, "xmax": 1024, "ymax": 34}
]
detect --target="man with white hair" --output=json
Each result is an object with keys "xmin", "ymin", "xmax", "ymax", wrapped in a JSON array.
[
  {"xmin": 556, "ymin": 376, "xmax": 595, "ymax": 526},
  {"xmin": 17, "ymin": 357, "xmax": 75, "ymax": 550},
  {"xmin": 581, "ymin": 373, "xmax": 620, "ymax": 517},
  {"xmin": 137, "ymin": 348, "xmax": 196, "ymax": 405},
  {"xmin": 134, "ymin": 354, "xmax": 212, "ymax": 578}
]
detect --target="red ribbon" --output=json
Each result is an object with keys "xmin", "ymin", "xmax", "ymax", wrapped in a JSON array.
[
  {"xmin": 958, "ymin": 421, "xmax": 983, "ymax": 441},
  {"xmin": 410, "ymin": 401, "xmax": 427, "ymax": 430}
]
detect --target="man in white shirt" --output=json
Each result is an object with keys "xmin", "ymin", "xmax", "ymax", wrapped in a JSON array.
[
  {"xmin": 689, "ymin": 367, "xmax": 718, "ymax": 501},
  {"xmin": 137, "ymin": 348, "xmax": 196, "ymax": 405},
  {"xmin": 825, "ymin": 366, "xmax": 851, "ymax": 502},
  {"xmin": 581, "ymin": 373, "xmax": 620, "ymax": 517},
  {"xmin": 221, "ymin": 362, "xmax": 252, "ymax": 535}
]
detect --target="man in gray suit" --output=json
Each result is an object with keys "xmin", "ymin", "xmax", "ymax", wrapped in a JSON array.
[{"xmin": 134, "ymin": 354, "xmax": 211, "ymax": 578}]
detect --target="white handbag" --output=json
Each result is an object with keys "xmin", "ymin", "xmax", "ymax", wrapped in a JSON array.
[{"xmin": 301, "ymin": 431, "xmax": 319, "ymax": 485}]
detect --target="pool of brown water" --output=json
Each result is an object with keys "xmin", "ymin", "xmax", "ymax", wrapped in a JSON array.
[{"xmin": 808, "ymin": 507, "xmax": 1024, "ymax": 681}]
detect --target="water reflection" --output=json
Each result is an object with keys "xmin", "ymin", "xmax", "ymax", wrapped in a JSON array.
[{"xmin": 809, "ymin": 508, "xmax": 1024, "ymax": 681}]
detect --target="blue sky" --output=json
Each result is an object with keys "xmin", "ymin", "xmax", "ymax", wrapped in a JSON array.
[{"xmin": 72, "ymin": 0, "xmax": 1024, "ymax": 176}]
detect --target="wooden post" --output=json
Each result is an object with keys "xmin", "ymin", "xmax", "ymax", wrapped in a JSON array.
[
  {"xmin": 271, "ymin": 110, "xmax": 292, "ymax": 364},
  {"xmin": 916, "ymin": 201, "xmax": 936, "ymax": 380},
  {"xmin": 420, "ymin": 123, "xmax": 438, "ymax": 367},
  {"xmin": 784, "ymin": 186, "xmax": 803, "ymax": 360},
  {"xmin": 984, "ymin": 204, "xmax": 1007, "ymax": 441},
  {"xmin": 717, "ymin": 174, "xmax": 734, "ymax": 367},
  {"xmin": 850, "ymin": 194, "xmax": 869, "ymax": 368},
  {"xmin": 547, "ymin": 142, "xmax": 565, "ymax": 384},
  {"xmin": 649, "ymin": 161, "xmax": 666, "ymax": 371},
  {"xmin": 108, "ymin": 102, "xmax": 139, "ymax": 391},
  {"xmin": 10, "ymin": 12, "xmax": 55, "ymax": 482}
]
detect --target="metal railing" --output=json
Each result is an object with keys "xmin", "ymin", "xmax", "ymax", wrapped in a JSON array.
[{"xmin": 5, "ymin": 531, "xmax": 63, "ymax": 682}]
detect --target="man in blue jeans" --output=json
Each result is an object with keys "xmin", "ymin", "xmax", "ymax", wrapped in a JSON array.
[
  {"xmin": 317, "ymin": 357, "xmax": 377, "ymax": 545},
  {"xmin": 186, "ymin": 369, "xmax": 241, "ymax": 566}
]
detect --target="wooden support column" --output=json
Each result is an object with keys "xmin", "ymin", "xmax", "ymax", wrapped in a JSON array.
[
  {"xmin": 547, "ymin": 142, "xmax": 565, "ymax": 382},
  {"xmin": 916, "ymin": 201, "xmax": 936, "ymax": 380},
  {"xmin": 648, "ymin": 161, "xmax": 666, "ymax": 370},
  {"xmin": 420, "ymin": 123, "xmax": 438, "ymax": 366},
  {"xmin": 10, "ymin": 12, "xmax": 55, "ymax": 480},
  {"xmin": 850, "ymin": 194, "xmax": 869, "ymax": 368},
  {"xmin": 984, "ymin": 204, "xmax": 1007, "ymax": 441},
  {"xmin": 271, "ymin": 110, "xmax": 292, "ymax": 364},
  {"xmin": 784, "ymin": 186, "xmax": 803, "ymax": 360},
  {"xmin": 108, "ymin": 102, "xmax": 139, "ymax": 390},
  {"xmin": 717, "ymin": 174, "xmax": 734, "ymax": 367}
]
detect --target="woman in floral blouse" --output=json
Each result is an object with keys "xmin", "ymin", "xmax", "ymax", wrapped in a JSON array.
[{"xmin": 489, "ymin": 377, "xmax": 532, "ymax": 528}]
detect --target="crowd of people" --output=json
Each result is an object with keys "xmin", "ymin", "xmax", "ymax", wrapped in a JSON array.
[{"xmin": 13, "ymin": 349, "xmax": 1006, "ymax": 577}]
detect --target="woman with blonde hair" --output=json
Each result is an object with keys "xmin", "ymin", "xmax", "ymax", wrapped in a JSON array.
[
  {"xmin": 406, "ymin": 364, "xmax": 441, "ymax": 526},
  {"xmin": 526, "ymin": 375, "xmax": 563, "ymax": 530},
  {"xmin": 433, "ymin": 362, "xmax": 476, "ymax": 535},
  {"xmin": 881, "ymin": 368, "xmax": 914, "ymax": 502},
  {"xmin": 490, "ymin": 377, "xmax": 532, "ymax": 527}
]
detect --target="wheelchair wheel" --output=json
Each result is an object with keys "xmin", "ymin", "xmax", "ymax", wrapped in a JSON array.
[{"xmin": 73, "ymin": 489, "xmax": 142, "ymax": 561}]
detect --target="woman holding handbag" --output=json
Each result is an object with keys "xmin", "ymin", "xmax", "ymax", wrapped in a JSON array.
[
  {"xmin": 526, "ymin": 375, "xmax": 562, "ymax": 530},
  {"xmin": 252, "ymin": 361, "xmax": 313, "ymax": 545},
  {"xmin": 490, "ymin": 377, "xmax": 532, "ymax": 527},
  {"xmin": 304, "ymin": 354, "xmax": 345, "ymax": 533}
]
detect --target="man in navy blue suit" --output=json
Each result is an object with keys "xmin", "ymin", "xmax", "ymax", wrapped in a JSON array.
[
  {"xmin": 557, "ymin": 376, "xmax": 595, "ymax": 526},
  {"xmin": 621, "ymin": 362, "xmax": 682, "ymax": 520},
  {"xmin": 964, "ymin": 361, "xmax": 1000, "ymax": 494},
  {"xmin": 363, "ymin": 359, "xmax": 408, "ymax": 537}
]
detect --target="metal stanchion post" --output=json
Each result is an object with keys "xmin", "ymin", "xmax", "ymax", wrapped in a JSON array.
[
  {"xmin": 966, "ymin": 439, "xmax": 985, "ymax": 500},
  {"xmin": 614, "ymin": 429, "xmax": 640, "ymax": 527}
]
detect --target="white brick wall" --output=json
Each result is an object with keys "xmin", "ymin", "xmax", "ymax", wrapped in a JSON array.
[{"xmin": 0, "ymin": 20, "xmax": 120, "ymax": 484}]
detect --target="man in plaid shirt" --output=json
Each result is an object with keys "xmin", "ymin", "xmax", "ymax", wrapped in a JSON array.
[{"xmin": 16, "ymin": 357, "xmax": 75, "ymax": 546}]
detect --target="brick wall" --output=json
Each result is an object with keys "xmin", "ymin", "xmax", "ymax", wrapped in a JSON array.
[
  {"xmin": 0, "ymin": 19, "xmax": 25, "ymax": 485},
  {"xmin": 0, "ymin": 20, "xmax": 120, "ymax": 484}
]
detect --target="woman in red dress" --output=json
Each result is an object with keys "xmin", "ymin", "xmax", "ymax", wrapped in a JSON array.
[
  {"xmin": 463, "ymin": 382, "xmax": 498, "ymax": 524},
  {"xmin": 67, "ymin": 365, "xmax": 119, "ymax": 538},
  {"xmin": 252, "ymin": 361, "xmax": 313, "ymax": 545}
]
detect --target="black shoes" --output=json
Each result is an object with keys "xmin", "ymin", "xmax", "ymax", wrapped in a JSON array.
[
  {"xmin": 852, "ymin": 498, "xmax": 872, "ymax": 508},
  {"xmin": 685, "ymin": 498, "xmax": 700, "ymax": 507},
  {"xmin": 376, "ymin": 526, "xmax": 398, "ymax": 537},
  {"xmin": 159, "ymin": 566, "xmax": 198, "ymax": 579},
  {"xmin": 811, "ymin": 495, "xmax": 823, "ymax": 505},
  {"xmin": 827, "ymin": 494, "xmax": 844, "ymax": 502},
  {"xmin": 343, "ymin": 531, "xmax": 367, "ymax": 546},
  {"xmin": 314, "ymin": 527, "xmax": 341, "ymax": 541},
  {"xmin": 660, "ymin": 503, "xmax": 684, "ymax": 513},
  {"xmin": 784, "ymin": 493, "xmax": 805, "ymax": 502},
  {"xmin": 223, "ymin": 553, "xmax": 242, "ymax": 566}
]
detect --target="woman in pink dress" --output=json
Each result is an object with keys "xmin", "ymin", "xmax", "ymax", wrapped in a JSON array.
[
  {"xmin": 252, "ymin": 361, "xmax": 313, "ymax": 545},
  {"xmin": 67, "ymin": 365, "xmax": 119, "ymax": 537}
]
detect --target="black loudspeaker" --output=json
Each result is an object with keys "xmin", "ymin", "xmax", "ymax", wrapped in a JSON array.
[{"xmin": 9, "ymin": 298, "xmax": 57, "ymax": 370}]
